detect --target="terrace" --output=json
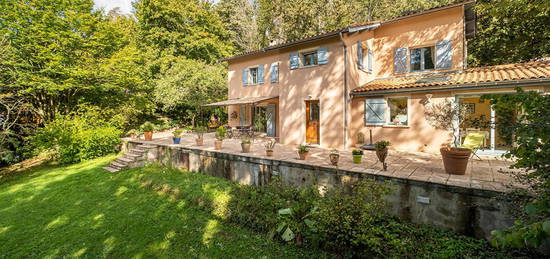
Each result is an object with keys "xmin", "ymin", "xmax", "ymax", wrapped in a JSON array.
[{"xmin": 124, "ymin": 132, "xmax": 524, "ymax": 193}]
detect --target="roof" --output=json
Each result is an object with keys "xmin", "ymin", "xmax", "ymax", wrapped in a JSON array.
[
  {"xmin": 352, "ymin": 60, "xmax": 550, "ymax": 95},
  {"xmin": 221, "ymin": 0, "xmax": 475, "ymax": 62},
  {"xmin": 203, "ymin": 96, "xmax": 278, "ymax": 107}
]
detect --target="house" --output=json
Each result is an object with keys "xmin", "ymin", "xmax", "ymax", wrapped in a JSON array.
[{"xmin": 206, "ymin": 0, "xmax": 550, "ymax": 154}]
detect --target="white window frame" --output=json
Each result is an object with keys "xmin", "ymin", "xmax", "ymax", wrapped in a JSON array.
[
  {"xmin": 409, "ymin": 46, "xmax": 435, "ymax": 72},
  {"xmin": 248, "ymin": 66, "xmax": 259, "ymax": 85},
  {"xmin": 385, "ymin": 96, "xmax": 409, "ymax": 127}
]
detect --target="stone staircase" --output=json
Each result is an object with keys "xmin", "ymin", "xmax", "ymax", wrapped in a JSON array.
[{"xmin": 103, "ymin": 144, "xmax": 152, "ymax": 173}]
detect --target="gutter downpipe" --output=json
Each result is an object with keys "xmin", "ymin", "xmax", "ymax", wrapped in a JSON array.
[{"xmin": 339, "ymin": 31, "xmax": 349, "ymax": 149}]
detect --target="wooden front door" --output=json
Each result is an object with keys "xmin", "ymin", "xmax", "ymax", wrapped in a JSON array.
[{"xmin": 305, "ymin": 101, "xmax": 320, "ymax": 144}]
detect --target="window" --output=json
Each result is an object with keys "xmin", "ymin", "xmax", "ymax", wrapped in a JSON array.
[
  {"xmin": 387, "ymin": 97, "xmax": 408, "ymax": 126},
  {"xmin": 302, "ymin": 51, "xmax": 318, "ymax": 67},
  {"xmin": 410, "ymin": 47, "xmax": 434, "ymax": 72},
  {"xmin": 309, "ymin": 102, "xmax": 320, "ymax": 121},
  {"xmin": 249, "ymin": 67, "xmax": 258, "ymax": 84}
]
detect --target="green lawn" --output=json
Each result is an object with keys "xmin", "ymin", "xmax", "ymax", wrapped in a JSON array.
[{"xmin": 0, "ymin": 156, "xmax": 327, "ymax": 258}]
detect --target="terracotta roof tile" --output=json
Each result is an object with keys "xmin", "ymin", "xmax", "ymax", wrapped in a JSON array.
[{"xmin": 352, "ymin": 60, "xmax": 550, "ymax": 94}]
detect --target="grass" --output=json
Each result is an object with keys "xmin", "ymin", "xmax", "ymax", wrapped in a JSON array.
[{"xmin": 0, "ymin": 156, "xmax": 328, "ymax": 258}]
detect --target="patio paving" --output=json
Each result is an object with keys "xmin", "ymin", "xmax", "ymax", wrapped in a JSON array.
[{"xmin": 128, "ymin": 132, "xmax": 526, "ymax": 193}]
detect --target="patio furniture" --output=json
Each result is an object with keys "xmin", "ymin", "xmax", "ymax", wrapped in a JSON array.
[{"xmin": 459, "ymin": 131, "xmax": 487, "ymax": 160}]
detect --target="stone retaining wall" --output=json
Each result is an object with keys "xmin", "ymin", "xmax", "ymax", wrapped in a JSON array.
[{"xmin": 124, "ymin": 140, "xmax": 514, "ymax": 240}]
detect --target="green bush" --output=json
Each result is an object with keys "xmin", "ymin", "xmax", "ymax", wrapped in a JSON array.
[
  {"xmin": 312, "ymin": 179, "xmax": 406, "ymax": 256},
  {"xmin": 29, "ymin": 109, "xmax": 122, "ymax": 164}
]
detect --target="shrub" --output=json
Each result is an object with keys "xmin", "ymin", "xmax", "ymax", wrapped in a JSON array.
[
  {"xmin": 312, "ymin": 179, "xmax": 395, "ymax": 256},
  {"xmin": 172, "ymin": 129, "xmax": 183, "ymax": 138},
  {"xmin": 194, "ymin": 126, "xmax": 207, "ymax": 139},
  {"xmin": 352, "ymin": 149, "xmax": 363, "ymax": 155},
  {"xmin": 297, "ymin": 144, "xmax": 309, "ymax": 153},
  {"xmin": 374, "ymin": 140, "xmax": 391, "ymax": 150},
  {"xmin": 140, "ymin": 122, "xmax": 155, "ymax": 132},
  {"xmin": 29, "ymin": 109, "xmax": 122, "ymax": 164},
  {"xmin": 215, "ymin": 126, "xmax": 227, "ymax": 140}
]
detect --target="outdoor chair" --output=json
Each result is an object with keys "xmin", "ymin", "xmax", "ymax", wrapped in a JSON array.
[{"xmin": 459, "ymin": 131, "xmax": 487, "ymax": 160}]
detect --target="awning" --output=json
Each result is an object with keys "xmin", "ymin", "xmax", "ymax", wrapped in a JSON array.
[{"xmin": 202, "ymin": 96, "xmax": 278, "ymax": 107}]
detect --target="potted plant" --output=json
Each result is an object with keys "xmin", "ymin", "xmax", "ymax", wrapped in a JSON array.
[
  {"xmin": 141, "ymin": 122, "xmax": 155, "ymax": 141},
  {"xmin": 352, "ymin": 149, "xmax": 363, "ymax": 164},
  {"xmin": 241, "ymin": 135, "xmax": 252, "ymax": 153},
  {"xmin": 172, "ymin": 129, "xmax": 183, "ymax": 144},
  {"xmin": 194, "ymin": 126, "xmax": 206, "ymax": 146},
  {"xmin": 297, "ymin": 144, "xmax": 309, "ymax": 160},
  {"xmin": 264, "ymin": 140, "xmax": 276, "ymax": 156},
  {"xmin": 214, "ymin": 126, "xmax": 227, "ymax": 150},
  {"xmin": 374, "ymin": 140, "xmax": 390, "ymax": 170},
  {"xmin": 425, "ymin": 99, "xmax": 472, "ymax": 175},
  {"xmin": 127, "ymin": 129, "xmax": 138, "ymax": 139},
  {"xmin": 329, "ymin": 149, "xmax": 340, "ymax": 166}
]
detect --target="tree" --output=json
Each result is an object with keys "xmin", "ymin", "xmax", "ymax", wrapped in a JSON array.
[
  {"xmin": 134, "ymin": 0, "xmax": 234, "ymax": 65},
  {"xmin": 256, "ymin": 0, "xmax": 452, "ymax": 47},
  {"xmin": 468, "ymin": 0, "xmax": 550, "ymax": 66},
  {"xmin": 152, "ymin": 58, "xmax": 227, "ymax": 126},
  {"xmin": 0, "ymin": 0, "xmax": 130, "ymax": 123},
  {"xmin": 216, "ymin": 0, "xmax": 260, "ymax": 53},
  {"xmin": 485, "ymin": 89, "xmax": 550, "ymax": 249}
]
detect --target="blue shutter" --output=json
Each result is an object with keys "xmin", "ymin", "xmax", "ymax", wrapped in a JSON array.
[
  {"xmin": 367, "ymin": 49, "xmax": 373, "ymax": 72},
  {"xmin": 394, "ymin": 48, "xmax": 407, "ymax": 74},
  {"xmin": 357, "ymin": 42, "xmax": 363, "ymax": 69},
  {"xmin": 257, "ymin": 65, "xmax": 264, "ymax": 84},
  {"xmin": 365, "ymin": 98, "xmax": 386, "ymax": 125},
  {"xmin": 317, "ymin": 47, "xmax": 328, "ymax": 65},
  {"xmin": 436, "ymin": 40, "xmax": 452, "ymax": 69},
  {"xmin": 290, "ymin": 52, "xmax": 299, "ymax": 69},
  {"xmin": 270, "ymin": 62, "xmax": 279, "ymax": 83},
  {"xmin": 242, "ymin": 68, "xmax": 249, "ymax": 86}
]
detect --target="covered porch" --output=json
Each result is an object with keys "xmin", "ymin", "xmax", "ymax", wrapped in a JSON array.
[{"xmin": 203, "ymin": 96, "xmax": 279, "ymax": 139}]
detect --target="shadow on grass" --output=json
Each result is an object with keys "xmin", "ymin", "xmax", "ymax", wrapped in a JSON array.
[{"xmin": 0, "ymin": 156, "xmax": 326, "ymax": 258}]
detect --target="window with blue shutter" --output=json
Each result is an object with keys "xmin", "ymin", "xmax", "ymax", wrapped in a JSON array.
[
  {"xmin": 242, "ymin": 68, "xmax": 249, "ymax": 86},
  {"xmin": 270, "ymin": 62, "xmax": 279, "ymax": 83},
  {"xmin": 365, "ymin": 98, "xmax": 386, "ymax": 125},
  {"xmin": 357, "ymin": 42, "xmax": 363, "ymax": 69},
  {"xmin": 435, "ymin": 40, "xmax": 452, "ymax": 69},
  {"xmin": 257, "ymin": 65, "xmax": 264, "ymax": 84},
  {"xmin": 317, "ymin": 47, "xmax": 328, "ymax": 65},
  {"xmin": 290, "ymin": 52, "xmax": 299, "ymax": 69},
  {"xmin": 394, "ymin": 48, "xmax": 407, "ymax": 74}
]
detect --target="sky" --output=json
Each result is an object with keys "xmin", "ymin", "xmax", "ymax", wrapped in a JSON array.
[{"xmin": 93, "ymin": 0, "xmax": 135, "ymax": 15}]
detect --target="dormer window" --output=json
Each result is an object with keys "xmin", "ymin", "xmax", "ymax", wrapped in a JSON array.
[
  {"xmin": 410, "ymin": 46, "xmax": 435, "ymax": 72},
  {"xmin": 302, "ymin": 51, "xmax": 318, "ymax": 67}
]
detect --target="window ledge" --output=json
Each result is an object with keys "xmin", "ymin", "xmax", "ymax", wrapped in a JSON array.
[{"xmin": 383, "ymin": 125, "xmax": 409, "ymax": 128}]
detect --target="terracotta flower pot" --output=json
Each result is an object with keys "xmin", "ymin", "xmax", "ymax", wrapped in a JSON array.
[
  {"xmin": 329, "ymin": 153, "xmax": 339, "ymax": 166},
  {"xmin": 144, "ymin": 131, "xmax": 153, "ymax": 141},
  {"xmin": 298, "ymin": 151, "xmax": 308, "ymax": 160},
  {"xmin": 352, "ymin": 155, "xmax": 362, "ymax": 164},
  {"xmin": 195, "ymin": 138, "xmax": 203, "ymax": 146},
  {"xmin": 241, "ymin": 143, "xmax": 251, "ymax": 153},
  {"xmin": 266, "ymin": 150, "xmax": 274, "ymax": 157},
  {"xmin": 440, "ymin": 147, "xmax": 471, "ymax": 175},
  {"xmin": 376, "ymin": 147, "xmax": 388, "ymax": 170},
  {"xmin": 214, "ymin": 140, "xmax": 223, "ymax": 150}
]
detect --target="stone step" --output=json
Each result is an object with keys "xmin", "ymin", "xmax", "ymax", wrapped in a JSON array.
[
  {"xmin": 103, "ymin": 166, "xmax": 119, "ymax": 173},
  {"xmin": 126, "ymin": 153, "xmax": 143, "ymax": 158},
  {"xmin": 130, "ymin": 148, "xmax": 146, "ymax": 154},
  {"xmin": 116, "ymin": 157, "xmax": 134, "ymax": 163},
  {"xmin": 135, "ymin": 145, "xmax": 149, "ymax": 151},
  {"xmin": 110, "ymin": 161, "xmax": 127, "ymax": 170}
]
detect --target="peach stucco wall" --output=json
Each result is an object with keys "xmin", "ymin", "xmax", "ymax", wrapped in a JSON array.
[
  {"xmin": 227, "ymin": 37, "xmax": 345, "ymax": 148},
  {"xmin": 225, "ymin": 5, "xmax": 471, "ymax": 150}
]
